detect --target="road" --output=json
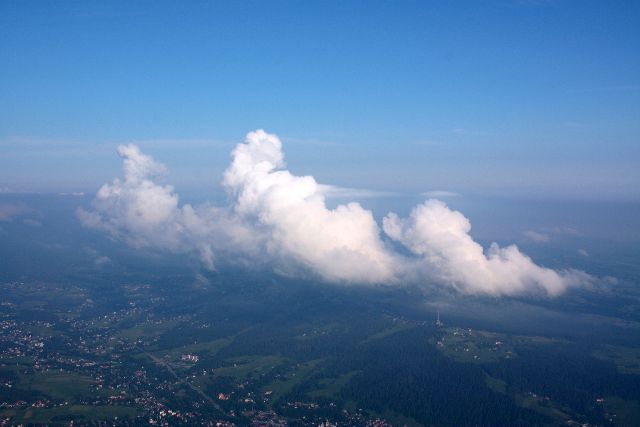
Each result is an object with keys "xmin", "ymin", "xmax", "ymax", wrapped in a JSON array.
[{"xmin": 143, "ymin": 350, "xmax": 225, "ymax": 414}]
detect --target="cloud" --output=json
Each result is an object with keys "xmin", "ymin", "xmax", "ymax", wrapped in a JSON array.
[
  {"xmin": 0, "ymin": 202, "xmax": 30, "ymax": 221},
  {"xmin": 318, "ymin": 185, "xmax": 398, "ymax": 199},
  {"xmin": 80, "ymin": 130, "xmax": 592, "ymax": 297},
  {"xmin": 548, "ymin": 226, "xmax": 581, "ymax": 236},
  {"xmin": 221, "ymin": 130, "xmax": 398, "ymax": 283},
  {"xmin": 384, "ymin": 201, "xmax": 587, "ymax": 296},
  {"xmin": 523, "ymin": 230, "xmax": 551, "ymax": 243},
  {"xmin": 94, "ymin": 255, "xmax": 112, "ymax": 266},
  {"xmin": 78, "ymin": 144, "xmax": 267, "ymax": 269},
  {"xmin": 578, "ymin": 249, "xmax": 589, "ymax": 257},
  {"xmin": 78, "ymin": 144, "xmax": 218, "ymax": 267},
  {"xmin": 78, "ymin": 144, "xmax": 180, "ymax": 243},
  {"xmin": 421, "ymin": 190, "xmax": 458, "ymax": 198},
  {"xmin": 85, "ymin": 247, "xmax": 113, "ymax": 266},
  {"xmin": 523, "ymin": 226, "xmax": 582, "ymax": 244}
]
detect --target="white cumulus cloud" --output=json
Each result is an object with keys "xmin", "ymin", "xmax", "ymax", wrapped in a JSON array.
[
  {"xmin": 80, "ymin": 129, "xmax": 592, "ymax": 297},
  {"xmin": 77, "ymin": 144, "xmax": 253, "ymax": 268},
  {"xmin": 384, "ymin": 200, "xmax": 586, "ymax": 296},
  {"xmin": 222, "ymin": 130, "xmax": 398, "ymax": 283}
]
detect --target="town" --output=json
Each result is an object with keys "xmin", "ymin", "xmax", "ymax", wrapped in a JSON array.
[{"xmin": 0, "ymin": 281, "xmax": 395, "ymax": 426}]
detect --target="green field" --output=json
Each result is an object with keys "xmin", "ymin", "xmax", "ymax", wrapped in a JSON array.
[
  {"xmin": 154, "ymin": 336, "xmax": 234, "ymax": 363},
  {"xmin": 436, "ymin": 327, "xmax": 564, "ymax": 364},
  {"xmin": 116, "ymin": 319, "xmax": 181, "ymax": 341},
  {"xmin": 1, "ymin": 405, "xmax": 139, "ymax": 425},
  {"xmin": 263, "ymin": 359, "xmax": 323, "ymax": 402},
  {"xmin": 9, "ymin": 370, "xmax": 97, "ymax": 401},
  {"xmin": 308, "ymin": 370, "xmax": 360, "ymax": 399},
  {"xmin": 593, "ymin": 345, "xmax": 640, "ymax": 375},
  {"xmin": 513, "ymin": 391, "xmax": 573, "ymax": 422},
  {"xmin": 436, "ymin": 328, "xmax": 513, "ymax": 363},
  {"xmin": 484, "ymin": 372, "xmax": 507, "ymax": 394},
  {"xmin": 360, "ymin": 323, "xmax": 415, "ymax": 344},
  {"xmin": 483, "ymin": 371, "xmax": 571, "ymax": 422},
  {"xmin": 214, "ymin": 355, "xmax": 286, "ymax": 380}
]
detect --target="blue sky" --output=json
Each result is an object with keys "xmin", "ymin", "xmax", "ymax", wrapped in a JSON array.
[{"xmin": 1, "ymin": 0, "xmax": 639, "ymax": 200}]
